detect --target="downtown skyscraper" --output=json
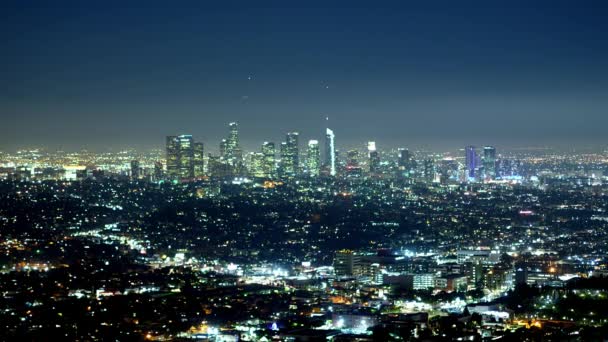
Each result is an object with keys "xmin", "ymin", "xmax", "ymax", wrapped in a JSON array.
[
  {"xmin": 280, "ymin": 132, "xmax": 299, "ymax": 177},
  {"xmin": 307, "ymin": 140, "xmax": 320, "ymax": 177},
  {"xmin": 483, "ymin": 146, "xmax": 497, "ymax": 180},
  {"xmin": 465, "ymin": 145, "xmax": 477, "ymax": 180},
  {"xmin": 398, "ymin": 148, "xmax": 413, "ymax": 177},
  {"xmin": 261, "ymin": 142, "xmax": 276, "ymax": 178},
  {"xmin": 166, "ymin": 135, "xmax": 195, "ymax": 180},
  {"xmin": 223, "ymin": 122, "xmax": 242, "ymax": 167},
  {"xmin": 368, "ymin": 141, "xmax": 380, "ymax": 174},
  {"xmin": 325, "ymin": 128, "xmax": 336, "ymax": 176},
  {"xmin": 193, "ymin": 142, "xmax": 204, "ymax": 178}
]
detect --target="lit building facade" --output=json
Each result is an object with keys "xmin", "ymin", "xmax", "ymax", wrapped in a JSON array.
[
  {"xmin": 325, "ymin": 128, "xmax": 336, "ymax": 176},
  {"xmin": 280, "ymin": 132, "xmax": 299, "ymax": 177},
  {"xmin": 261, "ymin": 142, "xmax": 276, "ymax": 178},
  {"xmin": 483, "ymin": 146, "xmax": 497, "ymax": 180},
  {"xmin": 465, "ymin": 145, "xmax": 477, "ymax": 180},
  {"xmin": 166, "ymin": 135, "xmax": 195, "ymax": 180},
  {"xmin": 193, "ymin": 142, "xmax": 204, "ymax": 178},
  {"xmin": 368, "ymin": 141, "xmax": 380, "ymax": 174},
  {"xmin": 307, "ymin": 140, "xmax": 320, "ymax": 176}
]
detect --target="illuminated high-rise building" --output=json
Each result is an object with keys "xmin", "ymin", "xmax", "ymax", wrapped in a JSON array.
[
  {"xmin": 483, "ymin": 146, "xmax": 497, "ymax": 180},
  {"xmin": 346, "ymin": 150, "xmax": 359, "ymax": 168},
  {"xmin": 249, "ymin": 152, "xmax": 265, "ymax": 178},
  {"xmin": 423, "ymin": 159, "xmax": 435, "ymax": 182},
  {"xmin": 154, "ymin": 161, "xmax": 163, "ymax": 181},
  {"xmin": 280, "ymin": 142, "xmax": 288, "ymax": 175},
  {"xmin": 398, "ymin": 148, "xmax": 411, "ymax": 169},
  {"xmin": 130, "ymin": 160, "xmax": 140, "ymax": 180},
  {"xmin": 224, "ymin": 122, "xmax": 242, "ymax": 166},
  {"xmin": 325, "ymin": 128, "xmax": 336, "ymax": 176},
  {"xmin": 280, "ymin": 132, "xmax": 299, "ymax": 177},
  {"xmin": 307, "ymin": 140, "xmax": 320, "ymax": 177},
  {"xmin": 166, "ymin": 135, "xmax": 195, "ymax": 180},
  {"xmin": 261, "ymin": 142, "xmax": 276, "ymax": 178},
  {"xmin": 178, "ymin": 135, "xmax": 195, "ymax": 179},
  {"xmin": 345, "ymin": 149, "xmax": 362, "ymax": 177},
  {"xmin": 166, "ymin": 136, "xmax": 180, "ymax": 179},
  {"xmin": 227, "ymin": 122, "xmax": 239, "ymax": 155},
  {"xmin": 465, "ymin": 145, "xmax": 477, "ymax": 180},
  {"xmin": 398, "ymin": 148, "xmax": 414, "ymax": 177},
  {"xmin": 334, "ymin": 250, "xmax": 361, "ymax": 277},
  {"xmin": 219, "ymin": 139, "xmax": 227, "ymax": 159},
  {"xmin": 193, "ymin": 142, "xmax": 205, "ymax": 178},
  {"xmin": 368, "ymin": 141, "xmax": 380, "ymax": 174}
]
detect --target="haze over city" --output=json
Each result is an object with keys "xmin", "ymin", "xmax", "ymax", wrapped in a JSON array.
[{"xmin": 2, "ymin": 1, "xmax": 608, "ymax": 151}]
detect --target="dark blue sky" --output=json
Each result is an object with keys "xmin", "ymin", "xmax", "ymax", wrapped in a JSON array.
[{"xmin": 1, "ymin": 1, "xmax": 607, "ymax": 151}]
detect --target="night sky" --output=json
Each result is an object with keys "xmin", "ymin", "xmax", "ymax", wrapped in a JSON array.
[{"xmin": 2, "ymin": 1, "xmax": 607, "ymax": 151}]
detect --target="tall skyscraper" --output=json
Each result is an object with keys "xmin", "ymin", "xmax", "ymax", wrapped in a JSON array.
[
  {"xmin": 166, "ymin": 136, "xmax": 180, "ymax": 179},
  {"xmin": 261, "ymin": 142, "xmax": 276, "ymax": 178},
  {"xmin": 398, "ymin": 148, "xmax": 411, "ymax": 168},
  {"xmin": 130, "ymin": 160, "xmax": 140, "ymax": 180},
  {"xmin": 166, "ymin": 135, "xmax": 195, "ymax": 180},
  {"xmin": 249, "ymin": 152, "xmax": 265, "ymax": 178},
  {"xmin": 483, "ymin": 146, "xmax": 497, "ymax": 180},
  {"xmin": 224, "ymin": 122, "xmax": 242, "ymax": 166},
  {"xmin": 325, "ymin": 128, "xmax": 336, "ymax": 176},
  {"xmin": 307, "ymin": 140, "xmax": 320, "ymax": 177},
  {"xmin": 398, "ymin": 148, "xmax": 414, "ymax": 177},
  {"xmin": 208, "ymin": 154, "xmax": 232, "ymax": 179},
  {"xmin": 154, "ymin": 161, "xmax": 163, "ymax": 181},
  {"xmin": 423, "ymin": 159, "xmax": 435, "ymax": 182},
  {"xmin": 193, "ymin": 142, "xmax": 205, "ymax": 178},
  {"xmin": 280, "ymin": 132, "xmax": 299, "ymax": 177},
  {"xmin": 465, "ymin": 145, "xmax": 477, "ymax": 180},
  {"xmin": 219, "ymin": 139, "xmax": 227, "ymax": 159},
  {"xmin": 368, "ymin": 141, "xmax": 380, "ymax": 174}
]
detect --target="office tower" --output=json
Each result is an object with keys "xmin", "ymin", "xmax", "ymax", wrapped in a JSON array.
[
  {"xmin": 423, "ymin": 159, "xmax": 435, "ymax": 182},
  {"xmin": 439, "ymin": 157, "xmax": 458, "ymax": 183},
  {"xmin": 227, "ymin": 122, "xmax": 239, "ymax": 155},
  {"xmin": 346, "ymin": 150, "xmax": 359, "ymax": 168},
  {"xmin": 465, "ymin": 145, "xmax": 477, "ymax": 180},
  {"xmin": 279, "ymin": 142, "xmax": 288, "ymax": 176},
  {"xmin": 280, "ymin": 132, "xmax": 299, "ymax": 177},
  {"xmin": 130, "ymin": 160, "xmax": 140, "ymax": 180},
  {"xmin": 166, "ymin": 136, "xmax": 180, "ymax": 179},
  {"xmin": 219, "ymin": 139, "xmax": 227, "ymax": 159},
  {"xmin": 208, "ymin": 154, "xmax": 232, "ymax": 179},
  {"xmin": 398, "ymin": 148, "xmax": 411, "ymax": 169},
  {"xmin": 249, "ymin": 152, "xmax": 265, "ymax": 178},
  {"xmin": 224, "ymin": 122, "xmax": 242, "ymax": 166},
  {"xmin": 397, "ymin": 148, "xmax": 415, "ymax": 177},
  {"xmin": 261, "ymin": 142, "xmax": 276, "ymax": 178},
  {"xmin": 154, "ymin": 161, "xmax": 163, "ymax": 181},
  {"xmin": 334, "ymin": 250, "xmax": 361, "ymax": 277},
  {"xmin": 228, "ymin": 122, "xmax": 238, "ymax": 144},
  {"xmin": 307, "ymin": 140, "xmax": 320, "ymax": 177},
  {"xmin": 345, "ymin": 149, "xmax": 362, "ymax": 177},
  {"xmin": 483, "ymin": 146, "xmax": 497, "ymax": 180},
  {"xmin": 325, "ymin": 128, "xmax": 336, "ymax": 176},
  {"xmin": 166, "ymin": 135, "xmax": 195, "ymax": 180},
  {"xmin": 193, "ymin": 142, "xmax": 205, "ymax": 178},
  {"xmin": 368, "ymin": 141, "xmax": 380, "ymax": 174},
  {"xmin": 177, "ymin": 135, "xmax": 195, "ymax": 179}
]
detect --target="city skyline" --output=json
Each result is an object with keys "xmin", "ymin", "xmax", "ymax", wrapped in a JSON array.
[
  {"xmin": 2, "ymin": 2, "xmax": 608, "ymax": 150},
  {"xmin": 3, "ymin": 2, "xmax": 608, "ymax": 339}
]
